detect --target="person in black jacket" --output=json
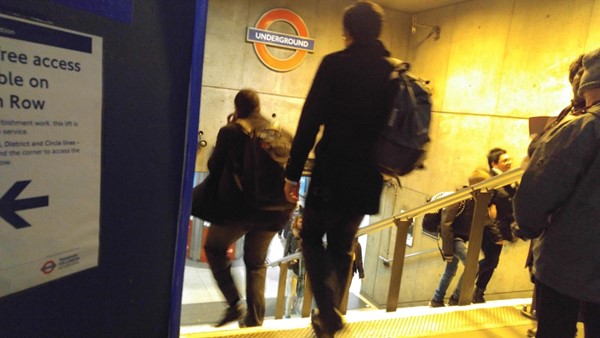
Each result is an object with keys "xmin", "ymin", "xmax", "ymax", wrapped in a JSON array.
[
  {"xmin": 520, "ymin": 53, "xmax": 586, "ymax": 338},
  {"xmin": 515, "ymin": 48, "xmax": 600, "ymax": 338},
  {"xmin": 472, "ymin": 148, "xmax": 516, "ymax": 303},
  {"xmin": 203, "ymin": 89, "xmax": 293, "ymax": 328},
  {"xmin": 283, "ymin": 2, "xmax": 397, "ymax": 336}
]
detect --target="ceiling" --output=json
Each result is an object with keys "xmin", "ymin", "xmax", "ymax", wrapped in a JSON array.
[{"xmin": 376, "ymin": 0, "xmax": 468, "ymax": 13}]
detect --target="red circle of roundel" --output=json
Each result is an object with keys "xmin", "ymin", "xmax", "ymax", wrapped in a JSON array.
[
  {"xmin": 41, "ymin": 260, "xmax": 56, "ymax": 274},
  {"xmin": 254, "ymin": 8, "xmax": 309, "ymax": 72}
]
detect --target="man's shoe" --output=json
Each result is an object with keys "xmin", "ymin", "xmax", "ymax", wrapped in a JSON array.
[
  {"xmin": 448, "ymin": 295, "xmax": 459, "ymax": 306},
  {"xmin": 473, "ymin": 287, "xmax": 486, "ymax": 304},
  {"xmin": 473, "ymin": 295, "xmax": 486, "ymax": 303},
  {"xmin": 238, "ymin": 318, "xmax": 260, "ymax": 328},
  {"xmin": 521, "ymin": 305, "xmax": 537, "ymax": 320},
  {"xmin": 429, "ymin": 299, "xmax": 445, "ymax": 307},
  {"xmin": 310, "ymin": 309, "xmax": 344, "ymax": 338},
  {"xmin": 214, "ymin": 303, "xmax": 245, "ymax": 327},
  {"xmin": 311, "ymin": 318, "xmax": 333, "ymax": 338}
]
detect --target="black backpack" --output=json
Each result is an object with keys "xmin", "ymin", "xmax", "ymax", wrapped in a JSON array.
[
  {"xmin": 422, "ymin": 192, "xmax": 465, "ymax": 233},
  {"xmin": 374, "ymin": 60, "xmax": 432, "ymax": 178},
  {"xmin": 238, "ymin": 122, "xmax": 296, "ymax": 212}
]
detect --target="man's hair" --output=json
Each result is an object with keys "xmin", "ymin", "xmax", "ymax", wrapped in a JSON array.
[
  {"xmin": 569, "ymin": 54, "xmax": 584, "ymax": 84},
  {"xmin": 343, "ymin": 1, "xmax": 384, "ymax": 43},
  {"xmin": 569, "ymin": 54, "xmax": 586, "ymax": 108},
  {"xmin": 292, "ymin": 215, "xmax": 303, "ymax": 231},
  {"xmin": 487, "ymin": 147, "xmax": 507, "ymax": 168},
  {"xmin": 234, "ymin": 89, "xmax": 260, "ymax": 118}
]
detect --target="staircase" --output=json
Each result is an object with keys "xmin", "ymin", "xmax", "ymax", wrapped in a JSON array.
[{"xmin": 180, "ymin": 298, "xmax": 538, "ymax": 337}]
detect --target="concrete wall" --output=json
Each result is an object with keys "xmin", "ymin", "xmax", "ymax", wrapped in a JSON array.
[
  {"xmin": 196, "ymin": 0, "xmax": 412, "ymax": 170},
  {"xmin": 197, "ymin": 0, "xmax": 600, "ymax": 308},
  {"xmin": 362, "ymin": 0, "xmax": 600, "ymax": 307},
  {"xmin": 401, "ymin": 0, "xmax": 600, "ymax": 195}
]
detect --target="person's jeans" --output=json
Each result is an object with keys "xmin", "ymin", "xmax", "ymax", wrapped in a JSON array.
[
  {"xmin": 285, "ymin": 273, "xmax": 298, "ymax": 317},
  {"xmin": 204, "ymin": 222, "xmax": 277, "ymax": 326},
  {"xmin": 475, "ymin": 234, "xmax": 502, "ymax": 290},
  {"xmin": 433, "ymin": 238, "xmax": 468, "ymax": 302},
  {"xmin": 536, "ymin": 280, "xmax": 600, "ymax": 338},
  {"xmin": 300, "ymin": 206, "xmax": 363, "ymax": 330}
]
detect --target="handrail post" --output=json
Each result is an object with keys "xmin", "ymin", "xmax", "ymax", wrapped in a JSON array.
[
  {"xmin": 458, "ymin": 189, "xmax": 492, "ymax": 305},
  {"xmin": 301, "ymin": 275, "xmax": 313, "ymax": 318},
  {"xmin": 386, "ymin": 218, "xmax": 411, "ymax": 312},
  {"xmin": 339, "ymin": 252, "xmax": 356, "ymax": 315},
  {"xmin": 275, "ymin": 262, "xmax": 288, "ymax": 319}
]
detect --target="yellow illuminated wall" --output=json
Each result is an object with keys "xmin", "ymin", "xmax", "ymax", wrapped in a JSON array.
[
  {"xmin": 367, "ymin": 0, "xmax": 600, "ymax": 306},
  {"xmin": 196, "ymin": 0, "xmax": 412, "ymax": 171},
  {"xmin": 198, "ymin": 0, "xmax": 600, "ymax": 306},
  {"xmin": 402, "ymin": 0, "xmax": 600, "ymax": 197}
]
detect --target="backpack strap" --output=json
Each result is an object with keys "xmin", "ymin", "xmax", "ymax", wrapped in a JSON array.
[
  {"xmin": 387, "ymin": 57, "xmax": 429, "ymax": 136},
  {"xmin": 235, "ymin": 119, "xmax": 253, "ymax": 135},
  {"xmin": 387, "ymin": 57, "xmax": 409, "ymax": 73},
  {"xmin": 400, "ymin": 72, "xmax": 429, "ymax": 137}
]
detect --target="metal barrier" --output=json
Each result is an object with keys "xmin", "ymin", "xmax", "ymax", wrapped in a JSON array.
[{"xmin": 267, "ymin": 167, "xmax": 524, "ymax": 316}]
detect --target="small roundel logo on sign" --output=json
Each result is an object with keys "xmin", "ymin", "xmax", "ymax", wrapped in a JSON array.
[
  {"xmin": 40, "ymin": 260, "xmax": 56, "ymax": 274},
  {"xmin": 246, "ymin": 8, "xmax": 315, "ymax": 72}
]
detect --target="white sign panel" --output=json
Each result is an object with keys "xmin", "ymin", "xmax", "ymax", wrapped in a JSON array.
[{"xmin": 0, "ymin": 14, "xmax": 102, "ymax": 297}]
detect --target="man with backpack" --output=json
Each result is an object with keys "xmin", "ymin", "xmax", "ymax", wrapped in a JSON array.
[
  {"xmin": 283, "ymin": 2, "xmax": 397, "ymax": 337},
  {"xmin": 429, "ymin": 169, "xmax": 492, "ymax": 307},
  {"xmin": 202, "ymin": 89, "xmax": 294, "ymax": 328}
]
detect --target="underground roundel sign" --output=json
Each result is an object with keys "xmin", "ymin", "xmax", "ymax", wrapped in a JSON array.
[{"xmin": 246, "ymin": 8, "xmax": 315, "ymax": 72}]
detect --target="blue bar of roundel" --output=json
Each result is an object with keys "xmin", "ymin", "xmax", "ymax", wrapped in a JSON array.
[
  {"xmin": 0, "ymin": 17, "xmax": 92, "ymax": 53},
  {"xmin": 51, "ymin": 0, "xmax": 133, "ymax": 24},
  {"xmin": 247, "ymin": 27, "xmax": 315, "ymax": 52}
]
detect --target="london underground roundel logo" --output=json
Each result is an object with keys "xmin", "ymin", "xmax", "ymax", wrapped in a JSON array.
[
  {"xmin": 40, "ymin": 260, "xmax": 56, "ymax": 274},
  {"xmin": 246, "ymin": 8, "xmax": 315, "ymax": 72}
]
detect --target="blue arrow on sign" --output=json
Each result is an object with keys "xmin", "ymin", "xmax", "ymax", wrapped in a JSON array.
[{"xmin": 0, "ymin": 180, "xmax": 49, "ymax": 229}]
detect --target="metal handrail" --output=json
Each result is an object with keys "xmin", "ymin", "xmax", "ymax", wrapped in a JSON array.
[
  {"xmin": 379, "ymin": 248, "xmax": 440, "ymax": 265},
  {"xmin": 270, "ymin": 168, "xmax": 523, "ymax": 266},
  {"xmin": 357, "ymin": 167, "xmax": 523, "ymax": 236},
  {"xmin": 266, "ymin": 167, "xmax": 524, "ymax": 317},
  {"xmin": 267, "ymin": 251, "xmax": 302, "ymax": 267}
]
